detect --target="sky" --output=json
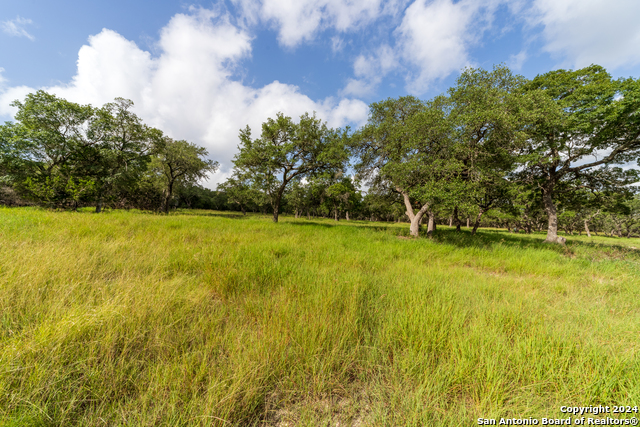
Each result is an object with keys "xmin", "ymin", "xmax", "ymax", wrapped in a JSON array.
[{"xmin": 1, "ymin": 0, "xmax": 640, "ymax": 187}]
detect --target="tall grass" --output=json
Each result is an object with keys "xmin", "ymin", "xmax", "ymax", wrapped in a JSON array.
[{"xmin": 1, "ymin": 207, "xmax": 639, "ymax": 426}]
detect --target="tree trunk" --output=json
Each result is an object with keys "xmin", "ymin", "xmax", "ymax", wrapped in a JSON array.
[
  {"xmin": 453, "ymin": 206, "xmax": 461, "ymax": 232},
  {"xmin": 400, "ymin": 189, "xmax": 429, "ymax": 237},
  {"xmin": 584, "ymin": 219, "xmax": 591, "ymax": 238},
  {"xmin": 448, "ymin": 216, "xmax": 453, "ymax": 227},
  {"xmin": 271, "ymin": 186, "xmax": 286, "ymax": 223},
  {"xmin": 466, "ymin": 217, "xmax": 470, "ymax": 228},
  {"xmin": 334, "ymin": 209, "xmax": 339, "ymax": 221},
  {"xmin": 164, "ymin": 180, "xmax": 174, "ymax": 214},
  {"xmin": 471, "ymin": 210, "xmax": 484, "ymax": 236},
  {"xmin": 427, "ymin": 211, "xmax": 436, "ymax": 238},
  {"xmin": 346, "ymin": 211, "xmax": 349, "ymax": 221},
  {"xmin": 542, "ymin": 184, "xmax": 566, "ymax": 244},
  {"xmin": 95, "ymin": 199, "xmax": 103, "ymax": 214}
]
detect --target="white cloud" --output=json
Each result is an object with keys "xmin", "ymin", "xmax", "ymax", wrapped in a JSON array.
[
  {"xmin": 395, "ymin": 0, "xmax": 503, "ymax": 94},
  {"xmin": 530, "ymin": 0, "xmax": 640, "ymax": 70},
  {"xmin": 0, "ymin": 8, "xmax": 367, "ymax": 187},
  {"xmin": 232, "ymin": 0, "xmax": 408, "ymax": 47},
  {"xmin": 0, "ymin": 68, "xmax": 33, "ymax": 117},
  {"xmin": 341, "ymin": 0, "xmax": 506, "ymax": 95},
  {"xmin": 330, "ymin": 36, "xmax": 344, "ymax": 52},
  {"xmin": 1, "ymin": 16, "xmax": 35, "ymax": 41},
  {"xmin": 342, "ymin": 44, "xmax": 398, "ymax": 96},
  {"xmin": 508, "ymin": 50, "xmax": 527, "ymax": 71}
]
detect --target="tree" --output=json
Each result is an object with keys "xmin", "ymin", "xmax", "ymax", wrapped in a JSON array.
[
  {"xmin": 518, "ymin": 65, "xmax": 640, "ymax": 244},
  {"xmin": 152, "ymin": 138, "xmax": 218, "ymax": 214},
  {"xmin": 0, "ymin": 91, "xmax": 94, "ymax": 207},
  {"xmin": 286, "ymin": 179, "xmax": 308, "ymax": 218},
  {"xmin": 217, "ymin": 172, "xmax": 264, "ymax": 215},
  {"xmin": 448, "ymin": 65, "xmax": 534, "ymax": 235},
  {"xmin": 0, "ymin": 92, "xmax": 169, "ymax": 211},
  {"xmin": 353, "ymin": 96, "xmax": 456, "ymax": 237},
  {"xmin": 233, "ymin": 112, "xmax": 348, "ymax": 223},
  {"xmin": 85, "ymin": 98, "xmax": 164, "ymax": 212},
  {"xmin": 325, "ymin": 176, "xmax": 360, "ymax": 221}
]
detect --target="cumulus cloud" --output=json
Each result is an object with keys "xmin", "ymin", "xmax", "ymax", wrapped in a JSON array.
[
  {"xmin": 342, "ymin": 44, "xmax": 398, "ymax": 96},
  {"xmin": 0, "ymin": 68, "xmax": 34, "ymax": 117},
  {"xmin": 395, "ymin": 0, "xmax": 502, "ymax": 93},
  {"xmin": 0, "ymin": 8, "xmax": 367, "ymax": 187},
  {"xmin": 1, "ymin": 16, "xmax": 35, "ymax": 41},
  {"xmin": 341, "ymin": 0, "xmax": 506, "ymax": 95},
  {"xmin": 232, "ymin": 0, "xmax": 408, "ymax": 47},
  {"xmin": 529, "ymin": 0, "xmax": 640, "ymax": 70}
]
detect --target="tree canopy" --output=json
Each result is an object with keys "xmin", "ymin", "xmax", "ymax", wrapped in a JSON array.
[
  {"xmin": 0, "ymin": 91, "xmax": 217, "ymax": 212},
  {"xmin": 232, "ymin": 112, "xmax": 349, "ymax": 222}
]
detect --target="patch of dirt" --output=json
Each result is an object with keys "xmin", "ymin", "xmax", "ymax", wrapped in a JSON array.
[{"xmin": 264, "ymin": 390, "xmax": 373, "ymax": 427}]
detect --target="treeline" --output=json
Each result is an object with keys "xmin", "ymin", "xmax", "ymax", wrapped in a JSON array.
[
  {"xmin": 0, "ymin": 92, "xmax": 217, "ymax": 213},
  {"xmin": 221, "ymin": 64, "xmax": 640, "ymax": 244},
  {"xmin": 1, "ymin": 64, "xmax": 640, "ymax": 244}
]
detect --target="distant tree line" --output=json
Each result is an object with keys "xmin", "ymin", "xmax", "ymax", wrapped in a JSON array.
[{"xmin": 1, "ymin": 64, "xmax": 639, "ymax": 244}]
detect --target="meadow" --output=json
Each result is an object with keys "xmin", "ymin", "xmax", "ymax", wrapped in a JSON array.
[{"xmin": 1, "ymin": 207, "xmax": 639, "ymax": 426}]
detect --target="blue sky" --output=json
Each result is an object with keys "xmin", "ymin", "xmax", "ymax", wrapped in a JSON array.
[{"xmin": 1, "ymin": 0, "xmax": 640, "ymax": 185}]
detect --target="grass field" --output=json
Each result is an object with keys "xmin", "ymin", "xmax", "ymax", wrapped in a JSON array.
[{"xmin": 1, "ymin": 207, "xmax": 639, "ymax": 426}]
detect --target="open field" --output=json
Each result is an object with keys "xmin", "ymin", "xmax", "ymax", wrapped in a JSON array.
[{"xmin": 1, "ymin": 208, "xmax": 640, "ymax": 426}]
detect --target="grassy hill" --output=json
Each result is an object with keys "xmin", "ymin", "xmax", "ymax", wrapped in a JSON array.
[{"xmin": 1, "ymin": 208, "xmax": 639, "ymax": 426}]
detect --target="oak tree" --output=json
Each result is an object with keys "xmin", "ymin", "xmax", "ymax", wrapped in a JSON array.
[{"xmin": 233, "ymin": 112, "xmax": 348, "ymax": 223}]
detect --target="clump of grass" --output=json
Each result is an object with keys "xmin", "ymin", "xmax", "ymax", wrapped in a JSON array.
[{"xmin": 1, "ymin": 208, "xmax": 639, "ymax": 426}]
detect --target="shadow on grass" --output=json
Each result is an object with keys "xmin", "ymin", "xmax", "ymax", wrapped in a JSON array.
[
  {"xmin": 428, "ymin": 227, "xmax": 640, "ymax": 260},
  {"xmin": 172, "ymin": 209, "xmax": 640, "ymax": 259},
  {"xmin": 285, "ymin": 219, "xmax": 400, "ymax": 230},
  {"xmin": 284, "ymin": 221, "xmax": 338, "ymax": 229},
  {"xmin": 432, "ymin": 228, "xmax": 560, "ymax": 251},
  {"xmin": 298, "ymin": 218, "xmax": 640, "ymax": 260},
  {"xmin": 171, "ymin": 210, "xmax": 254, "ymax": 220}
]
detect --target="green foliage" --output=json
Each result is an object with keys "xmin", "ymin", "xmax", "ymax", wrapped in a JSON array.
[
  {"xmin": 518, "ymin": 66, "xmax": 640, "ymax": 242},
  {"xmin": 353, "ymin": 95, "xmax": 456, "ymax": 235},
  {"xmin": 65, "ymin": 177, "xmax": 96, "ymax": 209},
  {"xmin": 0, "ymin": 91, "xmax": 217, "ymax": 212},
  {"xmin": 448, "ymin": 65, "xmax": 532, "ymax": 231},
  {"xmin": 0, "ymin": 91, "xmax": 95, "ymax": 207},
  {"xmin": 325, "ymin": 177, "xmax": 360, "ymax": 220},
  {"xmin": 232, "ymin": 112, "xmax": 348, "ymax": 222},
  {"xmin": 217, "ymin": 172, "xmax": 267, "ymax": 214},
  {"xmin": 84, "ymin": 98, "xmax": 163, "ymax": 210},
  {"xmin": 152, "ymin": 138, "xmax": 219, "ymax": 213},
  {"xmin": 23, "ymin": 175, "xmax": 61, "ymax": 207}
]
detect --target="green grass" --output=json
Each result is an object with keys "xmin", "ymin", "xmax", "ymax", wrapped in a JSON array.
[{"xmin": 1, "ymin": 207, "xmax": 639, "ymax": 426}]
